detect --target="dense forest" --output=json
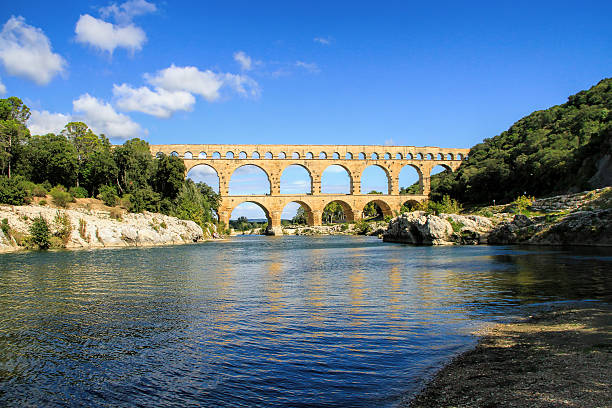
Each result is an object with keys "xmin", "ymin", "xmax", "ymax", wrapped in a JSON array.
[
  {"xmin": 0, "ymin": 97, "xmax": 220, "ymax": 229},
  {"xmin": 429, "ymin": 78, "xmax": 612, "ymax": 204}
]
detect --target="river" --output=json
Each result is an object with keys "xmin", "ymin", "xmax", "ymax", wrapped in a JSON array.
[{"xmin": 0, "ymin": 236, "xmax": 610, "ymax": 407}]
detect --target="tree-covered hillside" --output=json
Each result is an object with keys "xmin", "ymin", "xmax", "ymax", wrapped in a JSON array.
[{"xmin": 431, "ymin": 78, "xmax": 612, "ymax": 204}]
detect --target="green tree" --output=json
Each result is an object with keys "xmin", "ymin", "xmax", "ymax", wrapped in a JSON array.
[
  {"xmin": 61, "ymin": 122, "xmax": 103, "ymax": 188},
  {"xmin": 152, "ymin": 154, "xmax": 186, "ymax": 199},
  {"xmin": 114, "ymin": 138, "xmax": 154, "ymax": 194},
  {"xmin": 29, "ymin": 215, "xmax": 50, "ymax": 250},
  {"xmin": 291, "ymin": 206, "xmax": 307, "ymax": 225},
  {"xmin": 323, "ymin": 201, "xmax": 344, "ymax": 224},
  {"xmin": 26, "ymin": 134, "xmax": 78, "ymax": 187}
]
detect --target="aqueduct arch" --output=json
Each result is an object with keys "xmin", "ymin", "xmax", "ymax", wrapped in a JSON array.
[{"xmin": 151, "ymin": 143, "xmax": 469, "ymax": 234}]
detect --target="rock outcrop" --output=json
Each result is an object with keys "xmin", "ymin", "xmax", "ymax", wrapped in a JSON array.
[
  {"xmin": 0, "ymin": 204, "xmax": 217, "ymax": 253},
  {"xmin": 382, "ymin": 212, "xmax": 493, "ymax": 245}
]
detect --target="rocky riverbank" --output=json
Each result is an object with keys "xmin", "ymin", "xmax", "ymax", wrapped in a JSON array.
[
  {"xmin": 0, "ymin": 203, "xmax": 218, "ymax": 253},
  {"xmin": 383, "ymin": 187, "xmax": 612, "ymax": 246},
  {"xmin": 406, "ymin": 303, "xmax": 612, "ymax": 407}
]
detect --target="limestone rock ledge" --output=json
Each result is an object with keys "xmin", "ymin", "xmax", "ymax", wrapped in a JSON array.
[
  {"xmin": 0, "ymin": 205, "xmax": 216, "ymax": 253},
  {"xmin": 382, "ymin": 211, "xmax": 493, "ymax": 245}
]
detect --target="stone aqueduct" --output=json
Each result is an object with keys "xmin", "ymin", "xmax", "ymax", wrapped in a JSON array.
[{"xmin": 150, "ymin": 144, "xmax": 470, "ymax": 234}]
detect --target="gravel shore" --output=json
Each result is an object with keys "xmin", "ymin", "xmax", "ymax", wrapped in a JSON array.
[{"xmin": 406, "ymin": 303, "xmax": 612, "ymax": 407}]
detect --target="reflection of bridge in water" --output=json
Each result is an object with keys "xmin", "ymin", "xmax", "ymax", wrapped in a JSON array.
[{"xmin": 151, "ymin": 144, "xmax": 469, "ymax": 234}]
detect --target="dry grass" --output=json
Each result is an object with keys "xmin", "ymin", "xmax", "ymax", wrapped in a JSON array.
[{"xmin": 407, "ymin": 304, "xmax": 612, "ymax": 408}]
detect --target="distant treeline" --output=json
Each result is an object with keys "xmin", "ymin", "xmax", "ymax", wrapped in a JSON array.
[
  {"xmin": 0, "ymin": 97, "xmax": 220, "ymax": 229},
  {"xmin": 430, "ymin": 78, "xmax": 612, "ymax": 204}
]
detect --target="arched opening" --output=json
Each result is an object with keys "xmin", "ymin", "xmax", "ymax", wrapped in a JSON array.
[
  {"xmin": 360, "ymin": 165, "xmax": 390, "ymax": 194},
  {"xmin": 437, "ymin": 153, "xmax": 444, "ymax": 160},
  {"xmin": 229, "ymin": 165, "xmax": 271, "ymax": 195},
  {"xmin": 384, "ymin": 153, "xmax": 391, "ymax": 160},
  {"xmin": 265, "ymin": 152, "xmax": 273, "ymax": 159},
  {"xmin": 431, "ymin": 164, "xmax": 451, "ymax": 177},
  {"xmin": 171, "ymin": 151, "xmax": 179, "ymax": 157},
  {"xmin": 156, "ymin": 152, "xmax": 163, "ymax": 158},
  {"xmin": 239, "ymin": 151, "xmax": 247, "ymax": 159},
  {"xmin": 358, "ymin": 152, "xmax": 366, "ymax": 160},
  {"xmin": 186, "ymin": 164, "xmax": 220, "ymax": 193},
  {"xmin": 226, "ymin": 151, "xmax": 234, "ymax": 159},
  {"xmin": 406, "ymin": 153, "xmax": 413, "ymax": 160},
  {"xmin": 346, "ymin": 152, "xmax": 353, "ymax": 159},
  {"xmin": 426, "ymin": 153, "xmax": 434, "ymax": 160},
  {"xmin": 363, "ymin": 199, "xmax": 393, "ymax": 220},
  {"xmin": 371, "ymin": 153, "xmax": 379, "ymax": 160},
  {"xmin": 278, "ymin": 152, "xmax": 286, "ymax": 159},
  {"xmin": 306, "ymin": 152, "xmax": 314, "ymax": 159},
  {"xmin": 184, "ymin": 151, "xmax": 193, "ymax": 159},
  {"xmin": 446, "ymin": 153, "xmax": 454, "ymax": 160},
  {"xmin": 401, "ymin": 199, "xmax": 421, "ymax": 213},
  {"xmin": 319, "ymin": 152, "xmax": 327, "ymax": 159},
  {"xmin": 457, "ymin": 153, "xmax": 463, "ymax": 160},
  {"xmin": 252, "ymin": 152, "xmax": 260, "ymax": 159},
  {"xmin": 280, "ymin": 164, "xmax": 312, "ymax": 194},
  {"xmin": 229, "ymin": 202, "xmax": 271, "ymax": 232},
  {"xmin": 416, "ymin": 153, "xmax": 423, "ymax": 160},
  {"xmin": 292, "ymin": 152, "xmax": 300, "ymax": 159},
  {"xmin": 322, "ymin": 200, "xmax": 355, "ymax": 224},
  {"xmin": 212, "ymin": 152, "xmax": 221, "ymax": 159},
  {"xmin": 395, "ymin": 153, "xmax": 402, "ymax": 159},
  {"xmin": 333, "ymin": 152, "xmax": 340, "ymax": 159},
  {"xmin": 321, "ymin": 165, "xmax": 351, "ymax": 194},
  {"xmin": 198, "ymin": 151, "xmax": 206, "ymax": 159},
  {"xmin": 399, "ymin": 164, "xmax": 422, "ymax": 195},
  {"xmin": 281, "ymin": 201, "xmax": 314, "ymax": 226}
]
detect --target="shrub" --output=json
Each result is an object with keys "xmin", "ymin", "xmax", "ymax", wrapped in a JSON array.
[
  {"xmin": 511, "ymin": 195, "xmax": 535, "ymax": 215},
  {"xmin": 39, "ymin": 200, "xmax": 47, "ymax": 206},
  {"xmin": 98, "ymin": 185, "xmax": 119, "ymax": 207},
  {"xmin": 29, "ymin": 215, "xmax": 50, "ymax": 249},
  {"xmin": 0, "ymin": 175, "xmax": 29, "ymax": 205},
  {"xmin": 160, "ymin": 221, "xmax": 167, "ymax": 229},
  {"xmin": 78, "ymin": 218, "xmax": 88, "ymax": 241},
  {"xmin": 53, "ymin": 211, "xmax": 72, "ymax": 245},
  {"xmin": 1, "ymin": 218, "xmax": 10, "ymax": 236},
  {"xmin": 354, "ymin": 220, "xmax": 371, "ymax": 235},
  {"xmin": 50, "ymin": 186, "xmax": 74, "ymax": 208},
  {"xmin": 41, "ymin": 181, "xmax": 52, "ymax": 192},
  {"xmin": 447, "ymin": 217, "xmax": 465, "ymax": 233},
  {"xmin": 32, "ymin": 184, "xmax": 47, "ymax": 197},
  {"xmin": 69, "ymin": 186, "xmax": 88, "ymax": 198},
  {"xmin": 109, "ymin": 207, "xmax": 123, "ymax": 220},
  {"xmin": 428, "ymin": 195, "xmax": 463, "ymax": 215},
  {"xmin": 127, "ymin": 188, "xmax": 160, "ymax": 213}
]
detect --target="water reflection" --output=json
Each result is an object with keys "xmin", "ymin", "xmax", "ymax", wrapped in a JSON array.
[{"xmin": 0, "ymin": 238, "xmax": 610, "ymax": 407}]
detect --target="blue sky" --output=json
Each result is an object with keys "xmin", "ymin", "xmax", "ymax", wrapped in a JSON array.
[{"xmin": 1, "ymin": 1, "xmax": 611, "ymax": 219}]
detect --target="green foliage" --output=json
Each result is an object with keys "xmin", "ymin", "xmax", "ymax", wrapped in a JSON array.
[
  {"xmin": 291, "ymin": 206, "xmax": 307, "ymax": 225},
  {"xmin": 53, "ymin": 211, "xmax": 72, "ymax": 245},
  {"xmin": 152, "ymin": 154, "xmax": 186, "ymax": 199},
  {"xmin": 1, "ymin": 218, "xmax": 10, "ymax": 236},
  {"xmin": 447, "ymin": 217, "xmax": 465, "ymax": 233},
  {"xmin": 354, "ymin": 219, "xmax": 371, "ymax": 235},
  {"xmin": 98, "ymin": 185, "xmax": 119, "ymax": 207},
  {"xmin": 29, "ymin": 215, "xmax": 50, "ymax": 250},
  {"xmin": 431, "ymin": 78, "xmax": 612, "ymax": 204},
  {"xmin": 69, "ymin": 186, "xmax": 88, "ymax": 198},
  {"xmin": 323, "ymin": 201, "xmax": 344, "ymax": 223},
  {"xmin": 510, "ymin": 195, "xmax": 535, "ymax": 215},
  {"xmin": 127, "ymin": 187, "xmax": 161, "ymax": 213},
  {"xmin": 25, "ymin": 134, "xmax": 78, "ymax": 187},
  {"xmin": 0, "ymin": 175, "xmax": 29, "ymax": 205},
  {"xmin": 49, "ymin": 186, "xmax": 73, "ymax": 208},
  {"xmin": 400, "ymin": 184, "xmax": 421, "ymax": 195},
  {"xmin": 427, "ymin": 195, "xmax": 463, "ymax": 215},
  {"xmin": 113, "ymin": 138, "xmax": 154, "ymax": 194},
  {"xmin": 32, "ymin": 184, "xmax": 48, "ymax": 197},
  {"xmin": 170, "ymin": 179, "xmax": 215, "ymax": 228}
]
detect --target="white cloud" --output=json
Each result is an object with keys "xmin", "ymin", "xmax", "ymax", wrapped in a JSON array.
[
  {"xmin": 0, "ymin": 77, "xmax": 5, "ymax": 95},
  {"xmin": 233, "ymin": 51, "xmax": 252, "ymax": 71},
  {"xmin": 75, "ymin": 14, "xmax": 146, "ymax": 54},
  {"xmin": 73, "ymin": 93, "xmax": 143, "ymax": 139},
  {"xmin": 314, "ymin": 36, "xmax": 332, "ymax": 45},
  {"xmin": 100, "ymin": 0, "xmax": 157, "ymax": 24},
  {"xmin": 0, "ymin": 16, "xmax": 66, "ymax": 85},
  {"xmin": 113, "ymin": 83, "xmax": 195, "ymax": 118},
  {"xmin": 295, "ymin": 61, "xmax": 320, "ymax": 74},
  {"xmin": 145, "ymin": 64, "xmax": 260, "ymax": 101},
  {"xmin": 28, "ymin": 110, "xmax": 72, "ymax": 135}
]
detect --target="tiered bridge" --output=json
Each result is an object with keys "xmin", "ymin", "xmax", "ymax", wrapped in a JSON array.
[{"xmin": 150, "ymin": 144, "xmax": 470, "ymax": 234}]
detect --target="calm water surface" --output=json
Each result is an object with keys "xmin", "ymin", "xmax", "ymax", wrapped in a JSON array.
[{"xmin": 0, "ymin": 236, "xmax": 611, "ymax": 407}]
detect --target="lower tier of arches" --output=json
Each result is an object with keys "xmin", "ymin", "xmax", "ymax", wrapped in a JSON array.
[{"xmin": 218, "ymin": 194, "xmax": 428, "ymax": 234}]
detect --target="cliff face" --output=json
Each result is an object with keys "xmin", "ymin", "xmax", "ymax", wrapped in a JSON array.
[{"xmin": 0, "ymin": 205, "xmax": 217, "ymax": 253}]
